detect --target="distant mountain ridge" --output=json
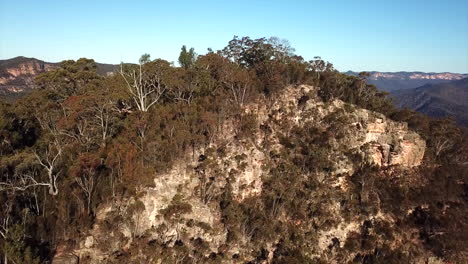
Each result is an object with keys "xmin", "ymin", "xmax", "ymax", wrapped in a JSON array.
[
  {"xmin": 346, "ymin": 71, "xmax": 468, "ymax": 91},
  {"xmin": 0, "ymin": 56, "xmax": 57, "ymax": 91},
  {"xmin": 391, "ymin": 77, "xmax": 468, "ymax": 126},
  {"xmin": 0, "ymin": 56, "xmax": 118, "ymax": 100}
]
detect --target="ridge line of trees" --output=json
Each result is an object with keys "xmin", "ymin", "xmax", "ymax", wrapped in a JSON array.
[{"xmin": 0, "ymin": 36, "xmax": 466, "ymax": 263}]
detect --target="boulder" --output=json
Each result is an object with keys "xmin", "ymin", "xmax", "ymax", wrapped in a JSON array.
[{"xmin": 51, "ymin": 254, "xmax": 79, "ymax": 264}]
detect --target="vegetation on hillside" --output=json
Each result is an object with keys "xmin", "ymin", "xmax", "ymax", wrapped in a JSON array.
[{"xmin": 0, "ymin": 36, "xmax": 467, "ymax": 263}]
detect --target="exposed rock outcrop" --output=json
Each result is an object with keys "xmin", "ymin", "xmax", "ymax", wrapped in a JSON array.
[
  {"xmin": 250, "ymin": 85, "xmax": 425, "ymax": 173},
  {"xmin": 67, "ymin": 85, "xmax": 426, "ymax": 263},
  {"xmin": 0, "ymin": 57, "xmax": 56, "ymax": 95},
  {"xmin": 51, "ymin": 254, "xmax": 79, "ymax": 264}
]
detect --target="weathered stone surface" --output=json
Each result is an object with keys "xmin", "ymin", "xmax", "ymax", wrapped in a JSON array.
[
  {"xmin": 51, "ymin": 254, "xmax": 79, "ymax": 264},
  {"xmin": 253, "ymin": 85, "xmax": 425, "ymax": 172},
  {"xmin": 361, "ymin": 117, "xmax": 425, "ymax": 167},
  {"xmin": 67, "ymin": 85, "xmax": 426, "ymax": 263},
  {"xmin": 84, "ymin": 235, "xmax": 94, "ymax": 248}
]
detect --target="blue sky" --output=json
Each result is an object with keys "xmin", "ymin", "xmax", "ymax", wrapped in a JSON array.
[{"xmin": 0, "ymin": 0, "xmax": 467, "ymax": 73}]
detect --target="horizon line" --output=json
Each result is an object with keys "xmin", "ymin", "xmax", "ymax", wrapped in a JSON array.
[{"xmin": 2, "ymin": 55, "xmax": 468, "ymax": 75}]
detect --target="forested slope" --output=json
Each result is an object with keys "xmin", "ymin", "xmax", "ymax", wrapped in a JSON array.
[
  {"xmin": 392, "ymin": 78, "xmax": 468, "ymax": 126},
  {"xmin": 1, "ymin": 37, "xmax": 467, "ymax": 264}
]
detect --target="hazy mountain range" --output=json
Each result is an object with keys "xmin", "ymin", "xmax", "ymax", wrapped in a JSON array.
[
  {"xmin": 346, "ymin": 71, "xmax": 468, "ymax": 91},
  {"xmin": 392, "ymin": 78, "xmax": 468, "ymax": 126},
  {"xmin": 346, "ymin": 71, "xmax": 468, "ymax": 126}
]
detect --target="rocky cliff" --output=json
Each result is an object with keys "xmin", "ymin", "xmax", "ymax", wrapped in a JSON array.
[
  {"xmin": 54, "ymin": 85, "xmax": 429, "ymax": 263},
  {"xmin": 0, "ymin": 57, "xmax": 117, "ymax": 99},
  {"xmin": 0, "ymin": 57, "xmax": 57, "ymax": 95}
]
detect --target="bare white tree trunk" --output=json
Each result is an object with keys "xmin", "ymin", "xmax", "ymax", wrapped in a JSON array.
[
  {"xmin": 75, "ymin": 167, "xmax": 96, "ymax": 215},
  {"xmin": 120, "ymin": 63, "xmax": 166, "ymax": 112},
  {"xmin": 0, "ymin": 198, "xmax": 12, "ymax": 264},
  {"xmin": 34, "ymin": 139, "xmax": 63, "ymax": 196},
  {"xmin": 228, "ymin": 82, "xmax": 250, "ymax": 107},
  {"xmin": 1, "ymin": 140, "xmax": 62, "ymax": 196},
  {"xmin": 92, "ymin": 100, "xmax": 114, "ymax": 143},
  {"xmin": 434, "ymin": 138, "xmax": 454, "ymax": 157}
]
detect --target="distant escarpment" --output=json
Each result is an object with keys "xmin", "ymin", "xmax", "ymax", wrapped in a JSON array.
[
  {"xmin": 346, "ymin": 71, "xmax": 468, "ymax": 91},
  {"xmin": 0, "ymin": 57, "xmax": 57, "ymax": 97},
  {"xmin": 0, "ymin": 56, "xmax": 117, "ymax": 100}
]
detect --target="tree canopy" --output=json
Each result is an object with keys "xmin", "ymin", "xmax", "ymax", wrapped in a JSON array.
[{"xmin": 0, "ymin": 36, "xmax": 467, "ymax": 263}]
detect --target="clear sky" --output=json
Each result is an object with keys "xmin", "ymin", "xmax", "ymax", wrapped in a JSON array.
[{"xmin": 1, "ymin": 0, "xmax": 467, "ymax": 73}]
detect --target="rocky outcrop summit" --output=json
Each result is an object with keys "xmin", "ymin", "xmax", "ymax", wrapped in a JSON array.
[
  {"xmin": 65, "ymin": 85, "xmax": 426, "ymax": 263},
  {"xmin": 254, "ymin": 85, "xmax": 425, "ymax": 171}
]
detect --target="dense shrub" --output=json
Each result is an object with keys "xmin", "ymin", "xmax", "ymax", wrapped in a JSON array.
[{"xmin": 0, "ymin": 36, "xmax": 466, "ymax": 263}]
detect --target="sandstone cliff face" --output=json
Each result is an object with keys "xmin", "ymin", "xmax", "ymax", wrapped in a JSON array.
[
  {"xmin": 0, "ymin": 57, "xmax": 56, "ymax": 95},
  {"xmin": 3, "ymin": 61, "xmax": 54, "ymax": 79},
  {"xmin": 69, "ymin": 85, "xmax": 426, "ymax": 263},
  {"xmin": 0, "ymin": 57, "xmax": 117, "ymax": 98},
  {"xmin": 249, "ymin": 85, "xmax": 425, "ymax": 173},
  {"xmin": 0, "ymin": 59, "xmax": 56, "ymax": 83},
  {"xmin": 368, "ymin": 72, "xmax": 468, "ymax": 81}
]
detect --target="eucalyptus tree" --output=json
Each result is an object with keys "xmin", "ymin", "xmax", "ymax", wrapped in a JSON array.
[
  {"xmin": 119, "ymin": 55, "xmax": 170, "ymax": 112},
  {"xmin": 178, "ymin": 45, "xmax": 197, "ymax": 69}
]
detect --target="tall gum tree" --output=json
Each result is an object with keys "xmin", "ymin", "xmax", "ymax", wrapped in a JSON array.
[{"xmin": 119, "ymin": 55, "xmax": 168, "ymax": 112}]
